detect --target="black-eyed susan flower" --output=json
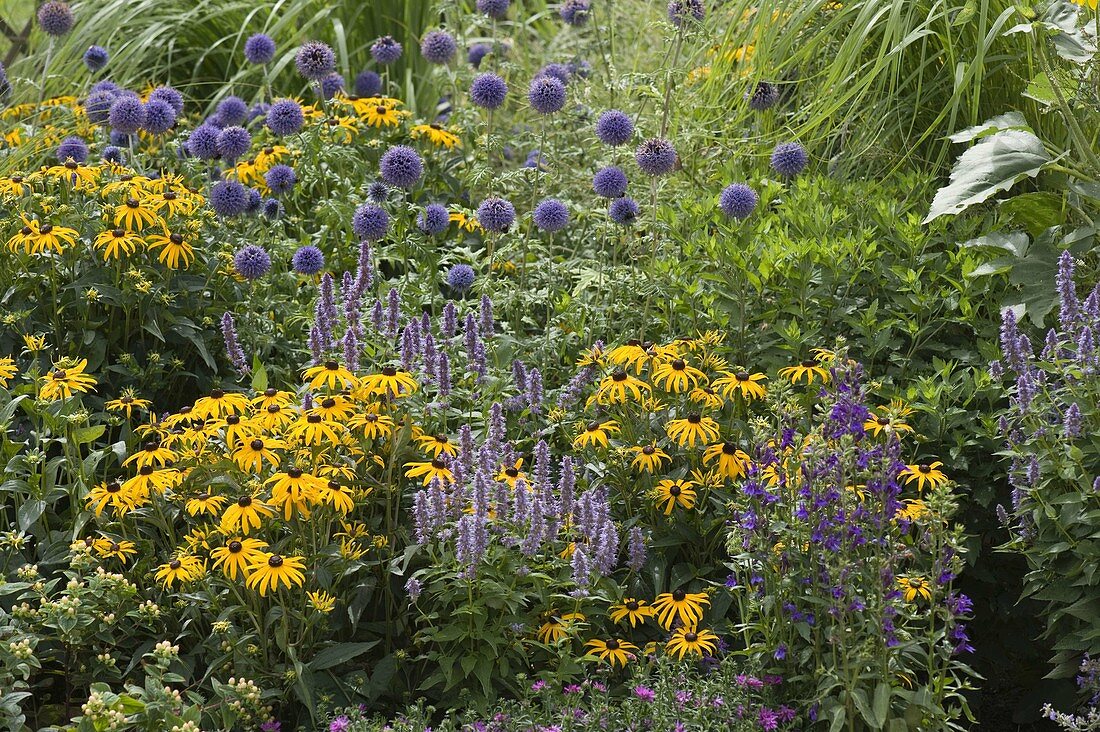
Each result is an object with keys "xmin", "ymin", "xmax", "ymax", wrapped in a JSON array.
[
  {"xmin": 711, "ymin": 370, "xmax": 767, "ymax": 400},
  {"xmin": 105, "ymin": 390, "xmax": 151, "ymax": 418},
  {"xmin": 9, "ymin": 217, "xmax": 79, "ymax": 255},
  {"xmin": 897, "ymin": 575, "xmax": 933, "ymax": 603},
  {"xmin": 609, "ymin": 598, "xmax": 655, "ymax": 627},
  {"xmin": 214, "ymin": 414, "xmax": 252, "ymax": 450},
  {"xmin": 287, "ymin": 413, "xmax": 344, "ymax": 447},
  {"xmin": 40, "ymin": 358, "xmax": 96, "ymax": 400},
  {"xmin": 266, "ymin": 467, "xmax": 324, "ymax": 520},
  {"xmin": 146, "ymin": 230, "xmax": 195, "ymax": 269},
  {"xmin": 900, "ymin": 462, "xmax": 947, "ymax": 492},
  {"xmin": 155, "ymin": 554, "xmax": 206, "ymax": 588},
  {"xmin": 594, "ymin": 369, "xmax": 651, "ymax": 405},
  {"xmin": 606, "ymin": 340, "xmax": 649, "ymax": 374},
  {"xmin": 192, "ymin": 389, "xmax": 251, "ymax": 420},
  {"xmin": 122, "ymin": 439, "xmax": 177, "ymax": 469},
  {"xmin": 702, "ymin": 442, "xmax": 750, "ymax": 480},
  {"xmin": 255, "ymin": 402, "xmax": 295, "ymax": 432},
  {"xmin": 651, "ymin": 357, "xmax": 706, "ymax": 393},
  {"xmin": 220, "ymin": 493, "xmax": 275, "ymax": 535},
  {"xmin": 779, "ymin": 351, "xmax": 833, "ymax": 384},
  {"xmin": 304, "ymin": 360, "xmax": 359, "ymax": 391},
  {"xmin": 629, "ymin": 443, "xmax": 670, "ymax": 474},
  {"xmin": 318, "ymin": 480, "xmax": 355, "ymax": 515},
  {"xmin": 252, "ymin": 387, "xmax": 294, "ymax": 410},
  {"xmin": 655, "ymin": 478, "xmax": 697, "ymax": 515},
  {"xmin": 536, "ymin": 612, "xmax": 585, "ymax": 643},
  {"xmin": 495, "ymin": 458, "xmax": 526, "ymax": 488},
  {"xmin": 361, "ymin": 366, "xmax": 418, "ymax": 398},
  {"xmin": 573, "ymin": 419, "xmax": 620, "ymax": 449},
  {"xmin": 0, "ymin": 357, "xmax": 16, "ymax": 387},
  {"xmin": 687, "ymin": 385, "xmax": 725, "ymax": 409},
  {"xmin": 211, "ymin": 537, "xmax": 268, "ymax": 580},
  {"xmin": 245, "ymin": 552, "xmax": 306, "ymax": 596},
  {"xmin": 312, "ymin": 395, "xmax": 356, "ymax": 422},
  {"xmin": 122, "ymin": 465, "xmax": 181, "ymax": 499},
  {"xmin": 93, "ymin": 228, "xmax": 143, "ymax": 261},
  {"xmin": 113, "ymin": 196, "xmax": 161, "ymax": 231},
  {"xmin": 410, "ymin": 123, "xmax": 460, "ymax": 148},
  {"xmin": 404, "ymin": 457, "xmax": 454, "ymax": 486},
  {"xmin": 184, "ymin": 492, "xmax": 228, "ymax": 517},
  {"xmin": 895, "ymin": 499, "xmax": 930, "ymax": 522},
  {"xmin": 0, "ymin": 174, "xmax": 29, "ymax": 198},
  {"xmin": 666, "ymin": 413, "xmax": 720, "ymax": 448},
  {"xmin": 22, "ymin": 334, "xmax": 47, "ymax": 354},
  {"xmin": 85, "ymin": 481, "xmax": 135, "ymax": 516},
  {"xmin": 585, "ymin": 638, "xmax": 638, "ymax": 668},
  {"xmin": 95, "ymin": 539, "xmax": 137, "ymax": 564},
  {"xmin": 864, "ymin": 399, "xmax": 915, "ymax": 437},
  {"xmin": 307, "ymin": 590, "xmax": 337, "ymax": 613},
  {"xmin": 652, "ymin": 589, "xmax": 710, "ymax": 629},
  {"xmin": 666, "ymin": 626, "xmax": 719, "ymax": 660},
  {"xmin": 414, "ymin": 432, "xmax": 458, "ymax": 457},
  {"xmin": 322, "ymin": 115, "xmax": 359, "ymax": 142},
  {"xmin": 361, "ymin": 100, "xmax": 408, "ymax": 127},
  {"xmin": 348, "ymin": 411, "xmax": 394, "ymax": 439}
]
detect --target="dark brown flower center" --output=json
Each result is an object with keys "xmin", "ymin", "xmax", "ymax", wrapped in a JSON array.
[
  {"xmin": 918, "ymin": 464, "xmax": 931, "ymax": 473},
  {"xmin": 722, "ymin": 442, "xmax": 737, "ymax": 455},
  {"xmin": 606, "ymin": 639, "xmax": 620, "ymax": 650},
  {"xmin": 126, "ymin": 198, "xmax": 140, "ymax": 208},
  {"xmin": 228, "ymin": 541, "xmax": 242, "ymax": 552},
  {"xmin": 250, "ymin": 439, "xmax": 264, "ymax": 451},
  {"xmin": 626, "ymin": 601, "xmax": 639, "ymax": 611},
  {"xmin": 687, "ymin": 414, "xmax": 701, "ymax": 424},
  {"xmin": 210, "ymin": 389, "xmax": 225, "ymax": 398},
  {"xmin": 382, "ymin": 366, "xmax": 397, "ymax": 376},
  {"xmin": 169, "ymin": 233, "xmax": 184, "ymax": 244},
  {"xmin": 226, "ymin": 415, "xmax": 240, "ymax": 425},
  {"xmin": 325, "ymin": 360, "xmax": 339, "ymax": 370},
  {"xmin": 672, "ymin": 589, "xmax": 686, "ymax": 602},
  {"xmin": 106, "ymin": 482, "xmax": 121, "ymax": 493},
  {"xmin": 268, "ymin": 554, "xmax": 284, "ymax": 567},
  {"xmin": 586, "ymin": 421, "xmax": 600, "ymax": 432},
  {"xmin": 684, "ymin": 632, "xmax": 698, "ymax": 643},
  {"xmin": 169, "ymin": 560, "xmax": 181, "ymax": 570},
  {"xmin": 671, "ymin": 359, "xmax": 686, "ymax": 370},
  {"xmin": 322, "ymin": 398, "xmax": 336, "ymax": 409},
  {"xmin": 612, "ymin": 370, "xmax": 628, "ymax": 382},
  {"xmin": 238, "ymin": 495, "xmax": 252, "ymax": 507},
  {"xmin": 307, "ymin": 414, "xmax": 322, "ymax": 423},
  {"xmin": 40, "ymin": 224, "xmax": 54, "ymax": 234},
  {"xmin": 288, "ymin": 467, "xmax": 303, "ymax": 478},
  {"xmin": 669, "ymin": 485, "xmax": 681, "ymax": 497},
  {"xmin": 505, "ymin": 467, "xmax": 519, "ymax": 478},
  {"xmin": 642, "ymin": 445, "xmax": 655, "ymax": 455}
]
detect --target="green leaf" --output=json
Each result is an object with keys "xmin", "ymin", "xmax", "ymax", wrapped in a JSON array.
[
  {"xmin": 947, "ymin": 111, "xmax": 1029, "ymax": 143},
  {"xmin": 250, "ymin": 355, "xmax": 268, "ymax": 393},
  {"xmin": 70, "ymin": 425, "xmax": 106, "ymax": 445},
  {"xmin": 309, "ymin": 641, "xmax": 379, "ymax": 671},
  {"xmin": 872, "ymin": 683, "xmax": 891, "ymax": 727},
  {"xmin": 17, "ymin": 499, "xmax": 45, "ymax": 531}
]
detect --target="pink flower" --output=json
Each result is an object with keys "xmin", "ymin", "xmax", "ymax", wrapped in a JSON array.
[{"xmin": 633, "ymin": 684, "xmax": 656, "ymax": 702}]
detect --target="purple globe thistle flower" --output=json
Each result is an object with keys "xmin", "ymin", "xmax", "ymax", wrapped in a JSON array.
[
  {"xmin": 37, "ymin": 1, "xmax": 73, "ymax": 36},
  {"xmin": 379, "ymin": 145, "xmax": 424, "ymax": 189},
  {"xmin": 320, "ymin": 72, "xmax": 344, "ymax": 99},
  {"xmin": 371, "ymin": 36, "xmax": 402, "ymax": 64},
  {"xmin": 522, "ymin": 149, "xmax": 546, "ymax": 169},
  {"xmin": 528, "ymin": 75, "xmax": 566, "ymax": 114},
  {"xmin": 244, "ymin": 33, "xmax": 276, "ymax": 64},
  {"xmin": 477, "ymin": 0, "xmax": 510, "ymax": 19},
  {"xmin": 352, "ymin": 203, "xmax": 390, "ymax": 241},
  {"xmin": 56, "ymin": 136, "xmax": 88, "ymax": 163},
  {"xmin": 84, "ymin": 90, "xmax": 114, "ymax": 124},
  {"xmin": 667, "ymin": 0, "xmax": 704, "ymax": 26},
  {"xmin": 292, "ymin": 246, "xmax": 325, "ymax": 275},
  {"xmin": 470, "ymin": 72, "xmax": 508, "ymax": 109},
  {"xmin": 770, "ymin": 141, "xmax": 808, "ymax": 177},
  {"xmin": 250, "ymin": 102, "xmax": 270, "ymax": 123},
  {"xmin": 186, "ymin": 124, "xmax": 219, "ymax": 159},
  {"xmin": 264, "ymin": 164, "xmax": 296, "ymax": 195},
  {"xmin": 560, "ymin": 0, "xmax": 591, "ymax": 25},
  {"xmin": 141, "ymin": 99, "xmax": 175, "ymax": 134},
  {"xmin": 101, "ymin": 145, "xmax": 123, "ymax": 164},
  {"xmin": 354, "ymin": 70, "xmax": 381, "ymax": 97},
  {"xmin": 90, "ymin": 79, "xmax": 119, "ymax": 95},
  {"xmin": 569, "ymin": 58, "xmax": 592, "ymax": 78},
  {"xmin": 533, "ymin": 198, "xmax": 570, "ymax": 232},
  {"xmin": 108, "ymin": 95, "xmax": 145, "ymax": 134},
  {"xmin": 596, "ymin": 109, "xmax": 634, "ymax": 146},
  {"xmin": 367, "ymin": 181, "xmax": 389, "ymax": 202},
  {"xmin": 417, "ymin": 203, "xmax": 450, "ymax": 235},
  {"xmin": 148, "ymin": 85, "xmax": 184, "ymax": 115},
  {"xmin": 248, "ymin": 188, "xmax": 263, "ymax": 215},
  {"xmin": 82, "ymin": 45, "xmax": 109, "ymax": 72},
  {"xmin": 537, "ymin": 62, "xmax": 572, "ymax": 85},
  {"xmin": 262, "ymin": 198, "xmax": 283, "ymax": 220},
  {"xmin": 468, "ymin": 43, "xmax": 492, "ymax": 68},
  {"xmin": 609, "ymin": 196, "xmax": 639, "ymax": 225},
  {"xmin": 747, "ymin": 81, "xmax": 779, "ymax": 111},
  {"xmin": 476, "ymin": 196, "xmax": 516, "ymax": 232},
  {"xmin": 420, "ymin": 30, "xmax": 457, "ymax": 64},
  {"xmin": 719, "ymin": 183, "xmax": 758, "ymax": 219},
  {"xmin": 593, "ymin": 166, "xmax": 628, "ymax": 198},
  {"xmin": 635, "ymin": 137, "xmax": 677, "ymax": 176},
  {"xmin": 109, "ymin": 130, "xmax": 132, "ymax": 147},
  {"xmin": 215, "ymin": 126, "xmax": 251, "ymax": 162},
  {"xmin": 233, "ymin": 244, "xmax": 272, "ymax": 279},
  {"xmin": 447, "ymin": 264, "xmax": 476, "ymax": 292},
  {"xmin": 216, "ymin": 95, "xmax": 248, "ymax": 126},
  {"xmin": 266, "ymin": 99, "xmax": 304, "ymax": 135},
  {"xmin": 210, "ymin": 180, "xmax": 250, "ymax": 217},
  {"xmin": 295, "ymin": 41, "xmax": 336, "ymax": 80}
]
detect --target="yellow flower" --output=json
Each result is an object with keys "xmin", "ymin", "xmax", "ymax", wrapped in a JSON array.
[
  {"xmin": 666, "ymin": 626, "xmax": 719, "ymax": 660},
  {"xmin": 702, "ymin": 442, "xmax": 750, "ymax": 480},
  {"xmin": 573, "ymin": 419, "xmax": 620, "ymax": 449},
  {"xmin": 155, "ymin": 554, "xmax": 206, "ymax": 588},
  {"xmin": 8, "ymin": 217, "xmax": 79, "ymax": 255},
  {"xmin": 95, "ymin": 539, "xmax": 137, "ymax": 564},
  {"xmin": 360, "ymin": 366, "xmax": 418, "ymax": 398},
  {"xmin": 864, "ymin": 399, "xmax": 915, "ymax": 437},
  {"xmin": 360, "ymin": 99, "xmax": 409, "ymax": 127},
  {"xmin": 606, "ymin": 340, "xmax": 650, "ymax": 374},
  {"xmin": 414, "ymin": 432, "xmax": 458, "ymax": 457},
  {"xmin": 40, "ymin": 358, "xmax": 97, "ymax": 400},
  {"xmin": 233, "ymin": 436, "xmax": 285, "ymax": 473},
  {"xmin": 122, "ymin": 439, "xmax": 177, "ymax": 469},
  {"xmin": 655, "ymin": 479, "xmax": 697, "ymax": 515},
  {"xmin": 22, "ymin": 334, "xmax": 48, "ymax": 353},
  {"xmin": 652, "ymin": 589, "xmax": 710, "ymax": 629},
  {"xmin": 221, "ymin": 493, "xmax": 275, "ymax": 535},
  {"xmin": 303, "ymin": 360, "xmax": 359, "ymax": 391},
  {"xmin": 897, "ymin": 575, "xmax": 933, "ymax": 603},
  {"xmin": 410, "ymin": 123, "xmax": 461, "ymax": 148},
  {"xmin": 0, "ymin": 357, "xmax": 17, "ymax": 387},
  {"xmin": 184, "ymin": 492, "xmax": 228, "ymax": 517},
  {"xmin": 666, "ymin": 413, "xmax": 720, "ymax": 448},
  {"xmin": 146, "ymin": 230, "xmax": 195, "ymax": 269},
  {"xmin": 711, "ymin": 370, "xmax": 767, "ymax": 400},
  {"xmin": 0, "ymin": 174, "xmax": 30, "ymax": 198},
  {"xmin": 318, "ymin": 479, "xmax": 356, "ymax": 515},
  {"xmin": 495, "ymin": 458, "xmax": 527, "ymax": 488},
  {"xmin": 105, "ymin": 390, "xmax": 151, "ymax": 418},
  {"xmin": 307, "ymin": 590, "xmax": 337, "ymax": 613},
  {"xmin": 449, "ymin": 209, "xmax": 482, "ymax": 232},
  {"xmin": 536, "ymin": 612, "xmax": 585, "ymax": 644},
  {"xmin": 594, "ymin": 369, "xmax": 651, "ymax": 405},
  {"xmin": 348, "ymin": 411, "xmax": 394, "ymax": 440},
  {"xmin": 609, "ymin": 598, "xmax": 655, "ymax": 628},
  {"xmin": 122, "ymin": 465, "xmax": 181, "ymax": 500},
  {"xmin": 85, "ymin": 481, "xmax": 136, "ymax": 517},
  {"xmin": 687, "ymin": 385, "xmax": 724, "ymax": 409},
  {"xmin": 245, "ymin": 552, "xmax": 306, "ymax": 596},
  {"xmin": 404, "ymin": 458, "xmax": 454, "ymax": 486},
  {"xmin": 628, "ymin": 444, "xmax": 670, "ymax": 474},
  {"xmin": 211, "ymin": 536, "xmax": 268, "ymax": 580},
  {"xmin": 192, "ymin": 388, "xmax": 251, "ymax": 420},
  {"xmin": 651, "ymin": 357, "xmax": 706, "ymax": 393},
  {"xmin": 113, "ymin": 195, "xmax": 162, "ymax": 231},
  {"xmin": 312, "ymin": 394, "xmax": 356, "ymax": 422},
  {"xmin": 287, "ymin": 413, "xmax": 345, "ymax": 447},
  {"xmin": 900, "ymin": 462, "xmax": 947, "ymax": 492},
  {"xmin": 584, "ymin": 638, "xmax": 638, "ymax": 668},
  {"xmin": 321, "ymin": 115, "xmax": 359, "ymax": 142},
  {"xmin": 778, "ymin": 357, "xmax": 831, "ymax": 385},
  {"xmin": 895, "ymin": 499, "xmax": 930, "ymax": 523},
  {"xmin": 266, "ymin": 468, "xmax": 324, "ymax": 520}
]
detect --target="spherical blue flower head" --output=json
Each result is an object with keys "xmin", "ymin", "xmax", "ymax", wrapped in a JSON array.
[
  {"xmin": 528, "ymin": 75, "xmax": 566, "ymax": 115},
  {"xmin": 770, "ymin": 141, "xmax": 808, "ymax": 177},
  {"xmin": 608, "ymin": 196, "xmax": 640, "ymax": 225},
  {"xmin": 560, "ymin": 0, "xmax": 591, "ymax": 25},
  {"xmin": 248, "ymin": 102, "xmax": 270, "ymax": 122},
  {"xmin": 233, "ymin": 244, "xmax": 271, "ymax": 279},
  {"xmin": 109, "ymin": 131, "xmax": 132, "ymax": 147},
  {"xmin": 37, "ymin": 1, "xmax": 73, "ymax": 36},
  {"xmin": 595, "ymin": 109, "xmax": 633, "ymax": 146},
  {"xmin": 262, "ymin": 198, "xmax": 283, "ymax": 220},
  {"xmin": 667, "ymin": 0, "xmax": 704, "ymax": 26},
  {"xmin": 216, "ymin": 126, "xmax": 252, "ymax": 161},
  {"xmin": 354, "ymin": 70, "xmax": 381, "ymax": 98},
  {"xmin": 101, "ymin": 145, "xmax": 124, "ymax": 164},
  {"xmin": 352, "ymin": 203, "xmax": 390, "ymax": 241},
  {"xmin": 90, "ymin": 79, "xmax": 119, "ymax": 95},
  {"xmin": 537, "ymin": 63, "xmax": 571, "ymax": 84},
  {"xmin": 420, "ymin": 30, "xmax": 457, "ymax": 65},
  {"xmin": 84, "ymin": 90, "xmax": 115, "ymax": 124},
  {"xmin": 211, "ymin": 180, "xmax": 250, "ymax": 217},
  {"xmin": 83, "ymin": 45, "xmax": 109, "ymax": 72},
  {"xmin": 371, "ymin": 36, "xmax": 402, "ymax": 65},
  {"xmin": 592, "ymin": 166, "xmax": 628, "ymax": 198},
  {"xmin": 569, "ymin": 59, "xmax": 592, "ymax": 78},
  {"xmin": 719, "ymin": 183, "xmax": 758, "ymax": 219},
  {"xmin": 186, "ymin": 124, "xmax": 220, "ymax": 159},
  {"xmin": 108, "ymin": 95, "xmax": 145, "ymax": 134},
  {"xmin": 244, "ymin": 33, "xmax": 276, "ymax": 64},
  {"xmin": 295, "ymin": 41, "xmax": 336, "ymax": 80},
  {"xmin": 292, "ymin": 245, "xmax": 325, "ymax": 275},
  {"xmin": 216, "ymin": 96, "xmax": 248, "ymax": 126},
  {"xmin": 56, "ymin": 136, "xmax": 88, "ymax": 163},
  {"xmin": 476, "ymin": 196, "xmax": 516, "ymax": 232},
  {"xmin": 266, "ymin": 99, "xmax": 304, "ymax": 136},
  {"xmin": 467, "ymin": 43, "xmax": 492, "ymax": 68},
  {"xmin": 522, "ymin": 149, "xmax": 545, "ymax": 169},
  {"xmin": 247, "ymin": 188, "xmax": 263, "ymax": 214},
  {"xmin": 747, "ymin": 81, "xmax": 779, "ymax": 111},
  {"xmin": 417, "ymin": 203, "xmax": 450, "ymax": 235},
  {"xmin": 367, "ymin": 181, "xmax": 389, "ymax": 203},
  {"xmin": 470, "ymin": 73, "xmax": 508, "ymax": 109},
  {"xmin": 477, "ymin": 0, "xmax": 510, "ymax": 18},
  {"xmin": 142, "ymin": 99, "xmax": 176, "ymax": 134},
  {"xmin": 380, "ymin": 145, "xmax": 423, "ymax": 189},
  {"xmin": 446, "ymin": 263, "xmax": 475, "ymax": 292},
  {"xmin": 319, "ymin": 72, "xmax": 344, "ymax": 99},
  {"xmin": 148, "ymin": 85, "xmax": 184, "ymax": 115},
  {"xmin": 533, "ymin": 198, "xmax": 570, "ymax": 232},
  {"xmin": 264, "ymin": 164, "xmax": 296, "ymax": 195},
  {"xmin": 635, "ymin": 137, "xmax": 676, "ymax": 176}
]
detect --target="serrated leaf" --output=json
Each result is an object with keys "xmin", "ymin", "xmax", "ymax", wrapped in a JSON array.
[{"xmin": 948, "ymin": 111, "xmax": 1029, "ymax": 143}]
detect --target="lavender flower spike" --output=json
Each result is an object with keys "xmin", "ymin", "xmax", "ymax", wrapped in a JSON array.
[{"xmin": 221, "ymin": 312, "xmax": 249, "ymax": 375}]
